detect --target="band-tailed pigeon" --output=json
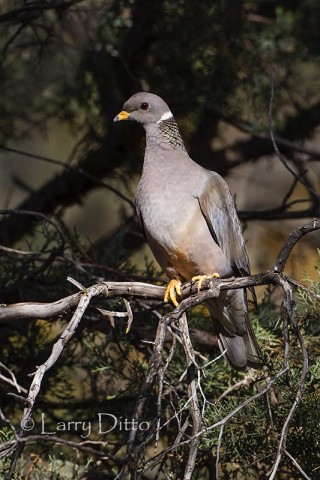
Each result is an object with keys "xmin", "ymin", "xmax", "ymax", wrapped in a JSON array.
[{"xmin": 114, "ymin": 92, "xmax": 262, "ymax": 370}]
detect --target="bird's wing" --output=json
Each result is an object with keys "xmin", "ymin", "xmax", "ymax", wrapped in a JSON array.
[{"xmin": 198, "ymin": 173, "xmax": 250, "ymax": 276}]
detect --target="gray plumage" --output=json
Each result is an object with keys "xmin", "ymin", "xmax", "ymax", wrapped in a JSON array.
[{"xmin": 114, "ymin": 92, "xmax": 262, "ymax": 370}]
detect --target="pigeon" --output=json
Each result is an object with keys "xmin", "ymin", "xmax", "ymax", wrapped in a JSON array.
[{"xmin": 114, "ymin": 92, "xmax": 262, "ymax": 370}]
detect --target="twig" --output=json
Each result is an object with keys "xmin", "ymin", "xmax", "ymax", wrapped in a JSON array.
[
  {"xmin": 21, "ymin": 284, "xmax": 106, "ymax": 427},
  {"xmin": 66, "ymin": 275, "xmax": 86, "ymax": 291},
  {"xmin": 123, "ymin": 298, "xmax": 133, "ymax": 333},
  {"xmin": 0, "ymin": 362, "xmax": 27, "ymax": 394},
  {"xmin": 0, "ymin": 245, "xmax": 43, "ymax": 257},
  {"xmin": 197, "ymin": 352, "xmax": 227, "ymax": 417},
  {"xmin": 217, "ymin": 370, "xmax": 263, "ymax": 401},
  {"xmin": 216, "ymin": 424, "xmax": 224, "ymax": 480},
  {"xmin": 269, "ymin": 76, "xmax": 319, "ymax": 203},
  {"xmin": 0, "ymin": 434, "xmax": 122, "ymax": 462},
  {"xmin": 155, "ymin": 332, "xmax": 177, "ymax": 449},
  {"xmin": 287, "ymin": 275, "xmax": 320, "ymax": 301},
  {"xmin": 284, "ymin": 450, "xmax": 311, "ymax": 480}
]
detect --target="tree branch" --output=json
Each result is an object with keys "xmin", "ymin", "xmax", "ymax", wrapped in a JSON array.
[{"xmin": 1, "ymin": 214, "xmax": 319, "ymax": 323}]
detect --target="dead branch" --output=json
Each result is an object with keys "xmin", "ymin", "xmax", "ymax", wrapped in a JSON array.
[
  {"xmin": 1, "ymin": 219, "xmax": 318, "ymax": 322},
  {"xmin": 6, "ymin": 283, "xmax": 108, "ymax": 474},
  {"xmin": 0, "ymin": 363, "xmax": 27, "ymax": 394},
  {"xmin": 217, "ymin": 370, "xmax": 264, "ymax": 401},
  {"xmin": 178, "ymin": 314, "xmax": 202, "ymax": 480},
  {"xmin": 275, "ymin": 218, "xmax": 320, "ymax": 272},
  {"xmin": 0, "ymin": 273, "xmax": 271, "ymax": 324}
]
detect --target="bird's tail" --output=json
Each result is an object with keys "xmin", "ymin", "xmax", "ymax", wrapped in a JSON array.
[{"xmin": 207, "ymin": 289, "xmax": 263, "ymax": 371}]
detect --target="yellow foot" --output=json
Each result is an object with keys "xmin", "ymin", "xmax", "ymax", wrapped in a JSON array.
[
  {"xmin": 164, "ymin": 279, "xmax": 182, "ymax": 308},
  {"xmin": 191, "ymin": 273, "xmax": 220, "ymax": 292}
]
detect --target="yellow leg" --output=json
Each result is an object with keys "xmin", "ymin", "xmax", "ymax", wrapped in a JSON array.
[
  {"xmin": 191, "ymin": 273, "xmax": 220, "ymax": 292},
  {"xmin": 164, "ymin": 279, "xmax": 182, "ymax": 308}
]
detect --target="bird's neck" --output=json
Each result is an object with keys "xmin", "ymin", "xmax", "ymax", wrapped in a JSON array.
[
  {"xmin": 158, "ymin": 117, "xmax": 187, "ymax": 152},
  {"xmin": 145, "ymin": 117, "xmax": 187, "ymax": 153}
]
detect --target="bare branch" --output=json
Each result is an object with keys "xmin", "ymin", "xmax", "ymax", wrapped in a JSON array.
[
  {"xmin": 0, "ymin": 363, "xmax": 27, "ymax": 394},
  {"xmin": 284, "ymin": 450, "xmax": 311, "ymax": 480},
  {"xmin": 0, "ymin": 245, "xmax": 44, "ymax": 257},
  {"xmin": 275, "ymin": 218, "xmax": 320, "ymax": 273},
  {"xmin": 1, "ymin": 214, "xmax": 319, "ymax": 323},
  {"xmin": 216, "ymin": 424, "xmax": 224, "ymax": 480},
  {"xmin": 178, "ymin": 314, "xmax": 202, "ymax": 480}
]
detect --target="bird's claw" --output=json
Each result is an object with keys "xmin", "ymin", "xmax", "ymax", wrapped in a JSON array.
[
  {"xmin": 191, "ymin": 273, "xmax": 220, "ymax": 292},
  {"xmin": 164, "ymin": 279, "xmax": 182, "ymax": 307}
]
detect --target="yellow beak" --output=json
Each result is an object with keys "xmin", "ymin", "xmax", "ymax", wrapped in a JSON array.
[{"xmin": 114, "ymin": 110, "xmax": 130, "ymax": 122}]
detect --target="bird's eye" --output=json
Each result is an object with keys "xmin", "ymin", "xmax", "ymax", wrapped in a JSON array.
[{"xmin": 140, "ymin": 102, "xmax": 149, "ymax": 110}]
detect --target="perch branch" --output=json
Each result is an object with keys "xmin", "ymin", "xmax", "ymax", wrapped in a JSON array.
[{"xmin": 0, "ymin": 218, "xmax": 319, "ymax": 325}]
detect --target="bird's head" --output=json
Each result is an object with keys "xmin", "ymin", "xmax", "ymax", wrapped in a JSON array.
[{"xmin": 114, "ymin": 92, "xmax": 173, "ymax": 127}]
